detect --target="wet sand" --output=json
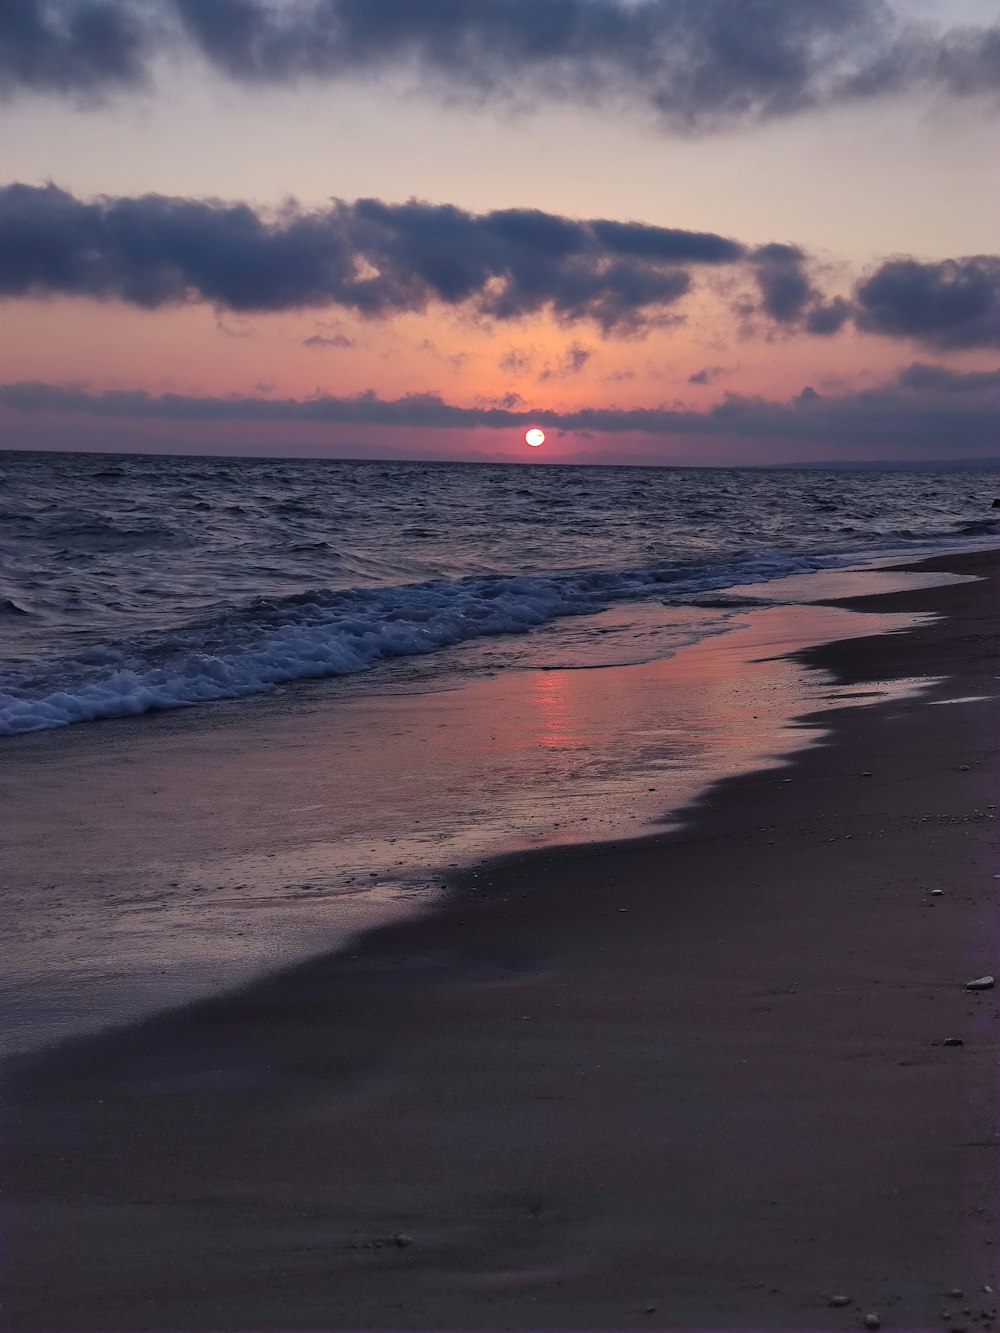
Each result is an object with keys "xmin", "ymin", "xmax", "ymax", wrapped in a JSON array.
[
  {"xmin": 3, "ymin": 548, "xmax": 999, "ymax": 1330},
  {"xmin": 1, "ymin": 570, "xmax": 945, "ymax": 1057}
]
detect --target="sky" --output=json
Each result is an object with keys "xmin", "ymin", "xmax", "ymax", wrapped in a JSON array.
[{"xmin": 0, "ymin": 0, "xmax": 998, "ymax": 466}]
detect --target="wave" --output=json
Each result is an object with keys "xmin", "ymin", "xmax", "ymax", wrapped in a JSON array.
[
  {"xmin": 34, "ymin": 519, "xmax": 181, "ymax": 551},
  {"xmin": 3, "ymin": 454, "xmax": 997, "ymax": 738},
  {"xmin": 953, "ymin": 517, "xmax": 999, "ymax": 536},
  {"xmin": 0, "ymin": 552, "xmax": 816, "ymax": 735}
]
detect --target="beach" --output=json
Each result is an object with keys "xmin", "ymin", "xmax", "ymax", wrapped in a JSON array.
[
  {"xmin": 4, "ymin": 2, "xmax": 997, "ymax": 1323},
  {"xmin": 3, "ymin": 546, "xmax": 997, "ymax": 1330}
]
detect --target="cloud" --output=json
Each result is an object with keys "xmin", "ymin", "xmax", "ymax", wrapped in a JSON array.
[
  {"xmin": 4, "ymin": 361, "xmax": 996, "ymax": 454},
  {"xmin": 539, "ymin": 340, "xmax": 593, "ymax": 380},
  {"xmin": 804, "ymin": 297, "xmax": 852, "ymax": 336},
  {"xmin": 751, "ymin": 243, "xmax": 814, "ymax": 322},
  {"xmin": 0, "ymin": 0, "xmax": 148, "ymax": 101},
  {"xmin": 216, "ymin": 314, "xmax": 254, "ymax": 338},
  {"xmin": 0, "ymin": 380, "xmax": 544, "ymax": 431},
  {"xmin": 0, "ymin": 182, "xmax": 734, "ymax": 333},
  {"xmin": 854, "ymin": 256, "xmax": 1000, "ymax": 348},
  {"xmin": 895, "ymin": 361, "xmax": 1000, "ymax": 392},
  {"xmin": 688, "ymin": 366, "xmax": 728, "ymax": 385},
  {"xmin": 475, "ymin": 390, "xmax": 524, "ymax": 411},
  {"xmin": 416, "ymin": 338, "xmax": 472, "ymax": 371},
  {"xmin": 563, "ymin": 341, "xmax": 592, "ymax": 374},
  {"xmin": 499, "ymin": 346, "xmax": 534, "ymax": 375},
  {"xmin": 933, "ymin": 17, "xmax": 1000, "ymax": 98},
  {"xmin": 502, "ymin": 340, "xmax": 593, "ymax": 380},
  {"xmin": 302, "ymin": 332, "xmax": 355, "ymax": 348},
  {"xmin": 3, "ymin": 182, "xmax": 998, "ymax": 349},
  {"xmin": 3, "ymin": 1, "xmax": 998, "ymax": 133},
  {"xmin": 751, "ymin": 248, "xmax": 999, "ymax": 349},
  {"xmin": 750, "ymin": 244, "xmax": 852, "ymax": 336}
]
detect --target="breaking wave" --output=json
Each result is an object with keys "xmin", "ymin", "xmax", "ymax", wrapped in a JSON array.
[
  {"xmin": 0, "ymin": 554, "xmax": 813, "ymax": 734},
  {"xmin": 3, "ymin": 452, "xmax": 998, "ymax": 736}
]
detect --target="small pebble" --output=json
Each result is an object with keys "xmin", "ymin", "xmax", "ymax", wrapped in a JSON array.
[
  {"xmin": 942, "ymin": 1038, "xmax": 965, "ymax": 1047},
  {"xmin": 392, "ymin": 1232, "xmax": 413, "ymax": 1248},
  {"xmin": 863, "ymin": 1315, "xmax": 881, "ymax": 1330},
  {"xmin": 966, "ymin": 977, "xmax": 995, "ymax": 991},
  {"xmin": 949, "ymin": 1289, "xmax": 965, "ymax": 1299},
  {"xmin": 828, "ymin": 1294, "xmax": 851, "ymax": 1307},
  {"xmin": 931, "ymin": 889, "xmax": 944, "ymax": 896}
]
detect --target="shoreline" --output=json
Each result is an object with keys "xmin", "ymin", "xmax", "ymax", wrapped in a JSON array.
[
  {"xmin": 2, "ymin": 558, "xmax": 955, "ymax": 1059},
  {"xmin": 4, "ymin": 548, "xmax": 999, "ymax": 1329}
]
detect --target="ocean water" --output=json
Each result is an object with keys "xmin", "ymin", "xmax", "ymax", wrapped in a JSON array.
[
  {"xmin": 5, "ymin": 450, "xmax": 999, "ymax": 1053},
  {"xmin": 2, "ymin": 451, "xmax": 998, "ymax": 737}
]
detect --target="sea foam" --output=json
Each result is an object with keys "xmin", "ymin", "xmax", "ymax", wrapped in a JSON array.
[
  {"xmin": 0, "ymin": 557, "xmax": 808, "ymax": 735},
  {"xmin": 4, "ymin": 453, "xmax": 997, "ymax": 736}
]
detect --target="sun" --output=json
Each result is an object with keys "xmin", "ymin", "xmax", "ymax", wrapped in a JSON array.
[{"xmin": 524, "ymin": 428, "xmax": 545, "ymax": 448}]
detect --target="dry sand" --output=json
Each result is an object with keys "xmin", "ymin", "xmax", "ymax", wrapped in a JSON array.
[{"xmin": 3, "ymin": 548, "xmax": 998, "ymax": 1330}]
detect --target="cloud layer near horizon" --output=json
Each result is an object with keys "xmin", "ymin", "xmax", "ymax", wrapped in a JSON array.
[
  {"xmin": 2, "ymin": 0, "xmax": 998, "ymax": 131},
  {"xmin": 2, "ymin": 182, "xmax": 998, "ymax": 347},
  {"xmin": 3, "ymin": 363, "xmax": 997, "ymax": 454}
]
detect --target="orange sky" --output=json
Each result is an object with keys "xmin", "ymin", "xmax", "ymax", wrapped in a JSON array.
[
  {"xmin": 0, "ymin": 0, "xmax": 997, "ymax": 464},
  {"xmin": 3, "ymin": 292, "xmax": 993, "ymax": 413}
]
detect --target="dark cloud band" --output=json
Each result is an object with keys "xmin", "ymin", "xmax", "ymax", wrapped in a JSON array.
[
  {"xmin": 0, "ymin": 182, "xmax": 737, "ymax": 333},
  {"xmin": 2, "ymin": 1, "xmax": 998, "ymax": 129},
  {"xmin": 3, "ymin": 182, "xmax": 998, "ymax": 347},
  {"xmin": 3, "ymin": 363, "xmax": 997, "ymax": 452}
]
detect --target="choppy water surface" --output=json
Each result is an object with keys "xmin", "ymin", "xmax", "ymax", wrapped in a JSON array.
[
  {"xmin": 4, "ymin": 449, "xmax": 997, "ymax": 1053},
  {"xmin": 1, "ymin": 451, "xmax": 997, "ymax": 734}
]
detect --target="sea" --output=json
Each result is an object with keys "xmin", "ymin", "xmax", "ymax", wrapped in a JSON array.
[
  {"xmin": 2, "ymin": 451, "xmax": 998, "ymax": 737},
  {"xmin": 3, "ymin": 451, "xmax": 999, "ymax": 1054}
]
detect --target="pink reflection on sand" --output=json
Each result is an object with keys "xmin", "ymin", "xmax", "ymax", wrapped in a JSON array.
[
  {"xmin": 530, "ymin": 669, "xmax": 585, "ymax": 752},
  {"xmin": 4, "ymin": 575, "xmax": 944, "ymax": 1053}
]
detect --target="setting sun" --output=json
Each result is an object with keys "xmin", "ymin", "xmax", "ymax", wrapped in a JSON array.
[{"xmin": 525, "ymin": 428, "xmax": 545, "ymax": 447}]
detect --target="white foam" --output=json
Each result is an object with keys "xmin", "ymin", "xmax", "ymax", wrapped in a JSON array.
[
  {"xmin": 0, "ymin": 555, "xmax": 824, "ymax": 736},
  {"xmin": 927, "ymin": 695, "xmax": 990, "ymax": 705}
]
